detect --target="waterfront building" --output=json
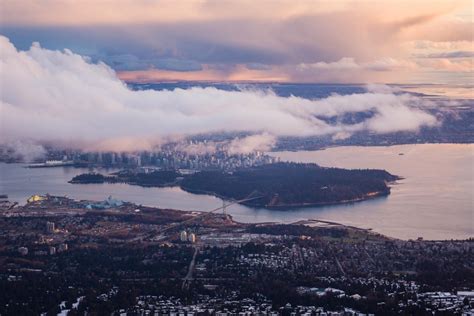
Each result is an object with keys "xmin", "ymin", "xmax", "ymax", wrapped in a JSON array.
[{"xmin": 27, "ymin": 195, "xmax": 45, "ymax": 203}]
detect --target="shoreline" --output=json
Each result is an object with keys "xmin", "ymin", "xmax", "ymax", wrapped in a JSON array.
[
  {"xmin": 1, "ymin": 143, "xmax": 472, "ymax": 241},
  {"xmin": 270, "ymin": 142, "xmax": 474, "ymax": 153},
  {"xmin": 180, "ymin": 185, "xmax": 392, "ymax": 209},
  {"xmin": 69, "ymin": 175, "xmax": 397, "ymax": 210},
  {"xmin": 1, "ymin": 142, "xmax": 473, "ymax": 165},
  {"xmin": 2, "ymin": 195, "xmax": 471, "ymax": 242},
  {"xmin": 67, "ymin": 162, "xmax": 400, "ymax": 211}
]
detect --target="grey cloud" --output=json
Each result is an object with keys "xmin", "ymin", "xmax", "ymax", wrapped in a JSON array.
[
  {"xmin": 153, "ymin": 58, "xmax": 202, "ymax": 72},
  {"xmin": 104, "ymin": 54, "xmax": 149, "ymax": 71},
  {"xmin": 0, "ymin": 36, "xmax": 438, "ymax": 152},
  {"xmin": 417, "ymin": 51, "xmax": 474, "ymax": 59},
  {"xmin": 0, "ymin": 140, "xmax": 46, "ymax": 162},
  {"xmin": 0, "ymin": 11, "xmax": 416, "ymax": 71},
  {"xmin": 246, "ymin": 63, "xmax": 271, "ymax": 70},
  {"xmin": 103, "ymin": 55, "xmax": 203, "ymax": 72}
]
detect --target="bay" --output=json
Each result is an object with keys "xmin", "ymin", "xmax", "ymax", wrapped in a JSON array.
[{"xmin": 0, "ymin": 144, "xmax": 472, "ymax": 240}]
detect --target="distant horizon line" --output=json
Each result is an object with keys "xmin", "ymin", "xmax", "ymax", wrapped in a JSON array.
[{"xmin": 121, "ymin": 80, "xmax": 471, "ymax": 87}]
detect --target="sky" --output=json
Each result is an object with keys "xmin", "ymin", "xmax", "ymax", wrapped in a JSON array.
[
  {"xmin": 0, "ymin": 0, "xmax": 471, "ymax": 156},
  {"xmin": 1, "ymin": 0, "xmax": 472, "ymax": 84},
  {"xmin": 1, "ymin": 34, "xmax": 439, "ymax": 155}
]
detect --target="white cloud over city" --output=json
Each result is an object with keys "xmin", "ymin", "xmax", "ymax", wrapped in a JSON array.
[{"xmin": 1, "ymin": 36, "xmax": 438, "ymax": 153}]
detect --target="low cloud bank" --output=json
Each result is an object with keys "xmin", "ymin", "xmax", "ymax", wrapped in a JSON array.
[{"xmin": 0, "ymin": 36, "xmax": 437, "ymax": 156}]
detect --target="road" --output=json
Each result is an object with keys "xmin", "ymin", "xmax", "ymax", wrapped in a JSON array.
[{"xmin": 182, "ymin": 246, "xmax": 199, "ymax": 290}]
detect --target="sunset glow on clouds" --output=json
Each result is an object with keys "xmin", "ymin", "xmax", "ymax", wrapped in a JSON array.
[
  {"xmin": 0, "ymin": 0, "xmax": 472, "ymax": 83},
  {"xmin": 0, "ymin": 35, "xmax": 439, "ymax": 151}
]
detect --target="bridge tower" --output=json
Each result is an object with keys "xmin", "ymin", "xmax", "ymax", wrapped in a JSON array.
[{"xmin": 222, "ymin": 200, "xmax": 227, "ymax": 215}]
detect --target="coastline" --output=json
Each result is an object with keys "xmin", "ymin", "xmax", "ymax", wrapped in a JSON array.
[
  {"xmin": 3, "ymin": 194, "xmax": 470, "ymax": 242},
  {"xmin": 1, "ymin": 143, "xmax": 472, "ymax": 241},
  {"xmin": 180, "ymin": 185, "xmax": 392, "ymax": 209},
  {"xmin": 65, "ymin": 179, "xmax": 394, "ymax": 211},
  {"xmin": 0, "ymin": 194, "xmax": 394, "ymax": 242}
]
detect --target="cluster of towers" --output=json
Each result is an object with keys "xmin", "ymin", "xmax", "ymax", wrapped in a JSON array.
[
  {"xmin": 180, "ymin": 230, "xmax": 196, "ymax": 243},
  {"xmin": 46, "ymin": 221, "xmax": 55, "ymax": 233}
]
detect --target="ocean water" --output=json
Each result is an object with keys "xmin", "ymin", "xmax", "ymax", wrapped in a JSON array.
[{"xmin": 1, "ymin": 144, "xmax": 472, "ymax": 240}]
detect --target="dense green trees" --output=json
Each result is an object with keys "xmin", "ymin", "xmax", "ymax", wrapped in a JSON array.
[
  {"xmin": 70, "ymin": 163, "xmax": 398, "ymax": 207},
  {"xmin": 181, "ymin": 163, "xmax": 398, "ymax": 207}
]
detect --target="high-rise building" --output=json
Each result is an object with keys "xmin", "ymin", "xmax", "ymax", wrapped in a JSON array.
[
  {"xmin": 188, "ymin": 233, "xmax": 196, "ymax": 243},
  {"xmin": 46, "ymin": 221, "xmax": 55, "ymax": 233},
  {"xmin": 180, "ymin": 230, "xmax": 188, "ymax": 242},
  {"xmin": 58, "ymin": 243, "xmax": 68, "ymax": 252},
  {"xmin": 49, "ymin": 246, "xmax": 56, "ymax": 255}
]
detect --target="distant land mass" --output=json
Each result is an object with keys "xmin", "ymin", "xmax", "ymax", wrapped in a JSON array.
[
  {"xmin": 1, "ymin": 84, "xmax": 472, "ymax": 164},
  {"xmin": 70, "ymin": 162, "xmax": 399, "ymax": 208}
]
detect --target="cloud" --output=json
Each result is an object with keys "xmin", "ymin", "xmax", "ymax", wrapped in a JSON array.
[
  {"xmin": 174, "ymin": 141, "xmax": 219, "ymax": 155},
  {"xmin": 96, "ymin": 54, "xmax": 203, "ymax": 72},
  {"xmin": 166, "ymin": 133, "xmax": 277, "ymax": 155},
  {"xmin": 0, "ymin": 0, "xmax": 470, "ymax": 84},
  {"xmin": 297, "ymin": 54, "xmax": 473, "ymax": 82},
  {"xmin": 153, "ymin": 58, "xmax": 203, "ymax": 72},
  {"xmin": 1, "ymin": 1, "xmax": 471, "ymax": 85},
  {"xmin": 227, "ymin": 133, "xmax": 276, "ymax": 154},
  {"xmin": 0, "ymin": 140, "xmax": 46, "ymax": 162},
  {"xmin": 294, "ymin": 58, "xmax": 420, "ymax": 82},
  {"xmin": 418, "ymin": 58, "xmax": 473, "ymax": 72},
  {"xmin": 417, "ymin": 51, "xmax": 474, "ymax": 58},
  {"xmin": 299, "ymin": 57, "xmax": 417, "ymax": 72},
  {"xmin": 0, "ymin": 36, "xmax": 438, "ymax": 152},
  {"xmin": 3, "ymin": 0, "xmax": 464, "ymax": 27},
  {"xmin": 117, "ymin": 64, "xmax": 289, "ymax": 83},
  {"xmin": 299, "ymin": 58, "xmax": 360, "ymax": 71},
  {"xmin": 409, "ymin": 40, "xmax": 473, "ymax": 51},
  {"xmin": 104, "ymin": 54, "xmax": 150, "ymax": 71},
  {"xmin": 246, "ymin": 63, "xmax": 271, "ymax": 71},
  {"xmin": 2, "ymin": 3, "xmax": 469, "ymax": 66}
]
